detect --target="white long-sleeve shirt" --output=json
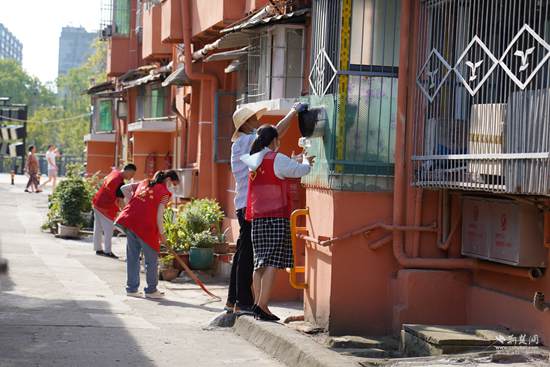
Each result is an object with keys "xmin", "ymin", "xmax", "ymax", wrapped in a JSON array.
[
  {"xmin": 120, "ymin": 183, "xmax": 167, "ymax": 235},
  {"xmin": 240, "ymin": 148, "xmax": 311, "ymax": 179}
]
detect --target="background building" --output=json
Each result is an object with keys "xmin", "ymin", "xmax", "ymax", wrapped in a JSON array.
[
  {"xmin": 0, "ymin": 23, "xmax": 23, "ymax": 64},
  {"xmin": 57, "ymin": 26, "xmax": 96, "ymax": 76}
]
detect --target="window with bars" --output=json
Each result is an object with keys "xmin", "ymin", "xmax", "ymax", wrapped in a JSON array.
[
  {"xmin": 304, "ymin": 0, "xmax": 401, "ymax": 191},
  {"xmin": 412, "ymin": 0, "xmax": 550, "ymax": 196},
  {"xmin": 246, "ymin": 25, "xmax": 306, "ymax": 103},
  {"xmin": 135, "ymin": 85, "xmax": 167, "ymax": 119},
  {"xmin": 114, "ymin": 0, "xmax": 131, "ymax": 35}
]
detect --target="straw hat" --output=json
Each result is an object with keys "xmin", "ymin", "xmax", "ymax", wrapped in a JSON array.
[{"xmin": 231, "ymin": 106, "xmax": 267, "ymax": 142}]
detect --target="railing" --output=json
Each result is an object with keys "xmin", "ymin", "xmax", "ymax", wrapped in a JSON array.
[
  {"xmin": 412, "ymin": 0, "xmax": 550, "ymax": 196},
  {"xmin": 0, "ymin": 155, "xmax": 85, "ymax": 176}
]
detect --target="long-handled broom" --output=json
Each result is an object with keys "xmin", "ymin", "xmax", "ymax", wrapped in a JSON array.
[{"xmin": 165, "ymin": 242, "xmax": 221, "ymax": 301}]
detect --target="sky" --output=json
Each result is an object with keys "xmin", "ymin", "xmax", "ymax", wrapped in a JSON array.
[{"xmin": 0, "ymin": 0, "xmax": 102, "ymax": 84}]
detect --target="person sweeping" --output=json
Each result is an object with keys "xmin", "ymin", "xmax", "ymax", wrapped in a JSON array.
[
  {"xmin": 92, "ymin": 164, "xmax": 137, "ymax": 258},
  {"xmin": 241, "ymin": 125, "xmax": 314, "ymax": 321},
  {"xmin": 116, "ymin": 170, "xmax": 180, "ymax": 299}
]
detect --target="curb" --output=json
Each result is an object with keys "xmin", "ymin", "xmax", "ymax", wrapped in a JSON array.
[{"xmin": 233, "ymin": 316, "xmax": 360, "ymax": 367}]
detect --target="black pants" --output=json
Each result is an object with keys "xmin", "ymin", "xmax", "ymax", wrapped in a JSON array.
[{"xmin": 227, "ymin": 208, "xmax": 254, "ymax": 308}]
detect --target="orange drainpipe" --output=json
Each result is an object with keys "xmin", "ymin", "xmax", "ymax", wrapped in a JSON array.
[{"xmin": 182, "ymin": 0, "xmax": 219, "ymax": 200}]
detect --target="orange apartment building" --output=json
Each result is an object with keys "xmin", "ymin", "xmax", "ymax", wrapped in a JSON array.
[{"xmin": 86, "ymin": 0, "xmax": 550, "ymax": 343}]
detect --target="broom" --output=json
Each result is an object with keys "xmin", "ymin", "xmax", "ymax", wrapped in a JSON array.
[{"xmin": 165, "ymin": 242, "xmax": 221, "ymax": 301}]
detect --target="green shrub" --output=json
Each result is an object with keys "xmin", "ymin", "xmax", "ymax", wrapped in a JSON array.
[{"xmin": 188, "ymin": 230, "xmax": 218, "ymax": 249}]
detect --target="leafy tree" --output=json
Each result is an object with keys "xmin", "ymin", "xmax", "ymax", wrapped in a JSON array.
[
  {"xmin": 0, "ymin": 60, "xmax": 56, "ymax": 113},
  {"xmin": 25, "ymin": 39, "xmax": 107, "ymax": 156}
]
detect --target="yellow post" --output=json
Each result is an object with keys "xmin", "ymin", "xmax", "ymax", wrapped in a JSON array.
[{"xmin": 288, "ymin": 208, "xmax": 310, "ymax": 289}]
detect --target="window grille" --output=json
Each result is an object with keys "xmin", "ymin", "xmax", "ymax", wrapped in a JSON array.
[
  {"xmin": 413, "ymin": 0, "xmax": 550, "ymax": 196},
  {"xmin": 246, "ymin": 25, "xmax": 306, "ymax": 103},
  {"xmin": 304, "ymin": 0, "xmax": 400, "ymax": 192}
]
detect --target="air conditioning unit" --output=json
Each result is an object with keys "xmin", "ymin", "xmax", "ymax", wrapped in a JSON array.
[
  {"xmin": 462, "ymin": 196, "xmax": 547, "ymax": 267},
  {"xmin": 173, "ymin": 168, "xmax": 197, "ymax": 198},
  {"xmin": 100, "ymin": 25, "xmax": 113, "ymax": 40}
]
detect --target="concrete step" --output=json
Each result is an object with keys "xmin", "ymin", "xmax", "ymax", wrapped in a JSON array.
[
  {"xmin": 233, "ymin": 316, "xmax": 360, "ymax": 367},
  {"xmin": 401, "ymin": 324, "xmax": 540, "ymax": 357}
]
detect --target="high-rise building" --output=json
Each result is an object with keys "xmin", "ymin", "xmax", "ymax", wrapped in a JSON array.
[
  {"xmin": 0, "ymin": 23, "xmax": 23, "ymax": 64},
  {"xmin": 58, "ymin": 26, "xmax": 96, "ymax": 76}
]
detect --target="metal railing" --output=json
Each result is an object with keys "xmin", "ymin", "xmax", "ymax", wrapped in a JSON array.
[
  {"xmin": 0, "ymin": 155, "xmax": 85, "ymax": 176},
  {"xmin": 413, "ymin": 0, "xmax": 550, "ymax": 196}
]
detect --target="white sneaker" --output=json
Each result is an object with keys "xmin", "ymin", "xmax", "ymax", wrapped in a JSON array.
[
  {"xmin": 126, "ymin": 291, "xmax": 143, "ymax": 298},
  {"xmin": 145, "ymin": 290, "xmax": 165, "ymax": 299}
]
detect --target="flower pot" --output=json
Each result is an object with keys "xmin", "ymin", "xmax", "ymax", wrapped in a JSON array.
[
  {"xmin": 57, "ymin": 223, "xmax": 80, "ymax": 238},
  {"xmin": 173, "ymin": 252, "xmax": 190, "ymax": 270},
  {"xmin": 213, "ymin": 242, "xmax": 229, "ymax": 254},
  {"xmin": 189, "ymin": 247, "xmax": 214, "ymax": 270},
  {"xmin": 160, "ymin": 268, "xmax": 180, "ymax": 281}
]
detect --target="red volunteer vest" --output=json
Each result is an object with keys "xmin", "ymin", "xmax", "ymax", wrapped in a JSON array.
[
  {"xmin": 92, "ymin": 169, "xmax": 124, "ymax": 221},
  {"xmin": 115, "ymin": 180, "xmax": 172, "ymax": 252},
  {"xmin": 246, "ymin": 151, "xmax": 294, "ymax": 221}
]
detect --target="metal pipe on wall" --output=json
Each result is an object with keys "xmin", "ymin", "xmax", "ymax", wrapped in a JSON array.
[{"xmin": 181, "ymin": 0, "xmax": 219, "ymax": 199}]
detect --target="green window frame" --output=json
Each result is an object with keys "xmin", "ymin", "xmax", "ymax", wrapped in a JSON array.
[
  {"xmin": 98, "ymin": 100, "xmax": 113, "ymax": 132},
  {"xmin": 113, "ymin": 0, "xmax": 131, "ymax": 36},
  {"xmin": 151, "ymin": 87, "xmax": 165, "ymax": 118}
]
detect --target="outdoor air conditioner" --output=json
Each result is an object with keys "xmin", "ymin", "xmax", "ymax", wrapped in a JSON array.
[
  {"xmin": 100, "ymin": 25, "xmax": 113, "ymax": 40},
  {"xmin": 173, "ymin": 168, "xmax": 197, "ymax": 198}
]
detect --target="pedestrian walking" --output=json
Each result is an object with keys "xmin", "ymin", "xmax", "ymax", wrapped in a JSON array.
[
  {"xmin": 24, "ymin": 145, "xmax": 41, "ymax": 193},
  {"xmin": 92, "ymin": 164, "xmax": 137, "ymax": 259},
  {"xmin": 226, "ymin": 102, "xmax": 307, "ymax": 314},
  {"xmin": 39, "ymin": 145, "xmax": 60, "ymax": 191},
  {"xmin": 241, "ymin": 125, "xmax": 314, "ymax": 321},
  {"xmin": 115, "ymin": 170, "xmax": 180, "ymax": 299}
]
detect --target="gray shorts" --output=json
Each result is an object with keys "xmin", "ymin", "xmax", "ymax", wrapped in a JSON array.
[{"xmin": 48, "ymin": 168, "xmax": 58, "ymax": 177}]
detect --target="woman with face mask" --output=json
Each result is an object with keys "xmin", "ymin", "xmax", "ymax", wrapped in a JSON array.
[
  {"xmin": 115, "ymin": 170, "xmax": 180, "ymax": 299},
  {"xmin": 241, "ymin": 125, "xmax": 315, "ymax": 321}
]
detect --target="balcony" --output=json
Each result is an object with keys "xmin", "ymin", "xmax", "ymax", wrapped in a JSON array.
[
  {"xmin": 128, "ymin": 116, "xmax": 176, "ymax": 132},
  {"xmin": 191, "ymin": 0, "xmax": 246, "ymax": 37},
  {"xmin": 142, "ymin": 4, "xmax": 171, "ymax": 61},
  {"xmin": 107, "ymin": 37, "xmax": 132, "ymax": 76},
  {"xmin": 161, "ymin": 0, "xmax": 183, "ymax": 43}
]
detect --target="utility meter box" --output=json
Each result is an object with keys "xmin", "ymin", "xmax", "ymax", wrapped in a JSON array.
[{"xmin": 462, "ymin": 197, "xmax": 547, "ymax": 267}]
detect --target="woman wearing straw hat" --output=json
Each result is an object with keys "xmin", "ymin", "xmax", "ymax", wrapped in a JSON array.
[{"xmin": 226, "ymin": 102, "xmax": 307, "ymax": 314}]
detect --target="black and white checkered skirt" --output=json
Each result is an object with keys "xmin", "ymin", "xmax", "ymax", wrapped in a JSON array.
[{"xmin": 251, "ymin": 217, "xmax": 294, "ymax": 270}]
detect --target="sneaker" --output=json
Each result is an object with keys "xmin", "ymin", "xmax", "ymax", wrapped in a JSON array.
[
  {"xmin": 95, "ymin": 250, "xmax": 105, "ymax": 256},
  {"xmin": 104, "ymin": 252, "xmax": 119, "ymax": 259},
  {"xmin": 145, "ymin": 290, "xmax": 165, "ymax": 299},
  {"xmin": 126, "ymin": 291, "xmax": 143, "ymax": 298}
]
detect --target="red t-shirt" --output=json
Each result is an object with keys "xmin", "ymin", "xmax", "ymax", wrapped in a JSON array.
[
  {"xmin": 92, "ymin": 170, "xmax": 124, "ymax": 220},
  {"xmin": 115, "ymin": 180, "xmax": 171, "ymax": 252}
]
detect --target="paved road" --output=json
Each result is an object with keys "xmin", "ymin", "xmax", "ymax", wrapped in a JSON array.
[{"xmin": 0, "ymin": 174, "xmax": 283, "ymax": 367}]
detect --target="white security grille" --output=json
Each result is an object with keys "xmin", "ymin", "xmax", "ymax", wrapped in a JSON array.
[{"xmin": 413, "ymin": 0, "xmax": 550, "ymax": 196}]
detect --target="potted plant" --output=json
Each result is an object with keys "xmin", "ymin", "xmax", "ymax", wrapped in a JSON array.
[
  {"xmin": 188, "ymin": 230, "xmax": 217, "ymax": 270},
  {"xmin": 43, "ymin": 163, "xmax": 93, "ymax": 237},
  {"xmin": 159, "ymin": 254, "xmax": 179, "ymax": 281},
  {"xmin": 163, "ymin": 207, "xmax": 191, "ymax": 270},
  {"xmin": 213, "ymin": 227, "xmax": 231, "ymax": 254}
]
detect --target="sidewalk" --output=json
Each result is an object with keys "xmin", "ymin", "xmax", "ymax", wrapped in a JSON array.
[{"xmin": 0, "ymin": 174, "xmax": 284, "ymax": 367}]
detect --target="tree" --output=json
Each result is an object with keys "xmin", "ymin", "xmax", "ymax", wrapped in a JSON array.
[
  {"xmin": 0, "ymin": 60, "xmax": 56, "ymax": 113},
  {"xmin": 25, "ymin": 40, "xmax": 107, "ymax": 156}
]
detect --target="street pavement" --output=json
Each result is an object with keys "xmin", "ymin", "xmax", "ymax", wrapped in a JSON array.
[{"xmin": 0, "ymin": 174, "xmax": 284, "ymax": 367}]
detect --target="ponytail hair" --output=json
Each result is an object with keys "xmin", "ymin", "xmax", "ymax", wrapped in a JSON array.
[
  {"xmin": 250, "ymin": 124, "xmax": 279, "ymax": 155},
  {"xmin": 149, "ymin": 170, "xmax": 180, "ymax": 187}
]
